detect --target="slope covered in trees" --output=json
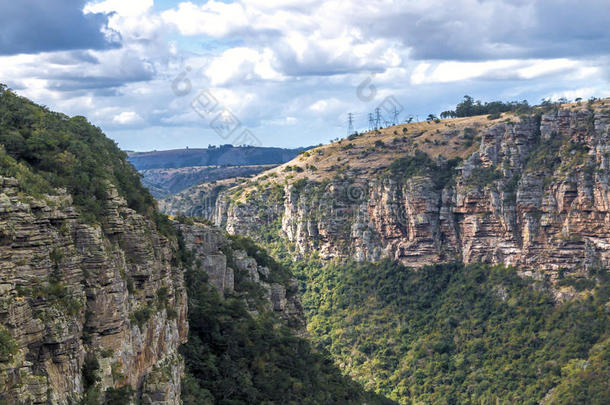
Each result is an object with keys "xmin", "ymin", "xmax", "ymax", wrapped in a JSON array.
[
  {"xmin": 0, "ymin": 84, "xmax": 155, "ymax": 222},
  {"xmin": 177, "ymin": 232, "xmax": 393, "ymax": 404},
  {"xmin": 292, "ymin": 259, "xmax": 609, "ymax": 404}
]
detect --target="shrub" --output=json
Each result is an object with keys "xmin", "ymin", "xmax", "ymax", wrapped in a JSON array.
[
  {"xmin": 82, "ymin": 353, "xmax": 100, "ymax": 390},
  {"xmin": 104, "ymin": 386, "xmax": 134, "ymax": 405},
  {"xmin": 465, "ymin": 166, "xmax": 502, "ymax": 187},
  {"xmin": 387, "ymin": 150, "xmax": 462, "ymax": 190},
  {"xmin": 0, "ymin": 327, "xmax": 18, "ymax": 363}
]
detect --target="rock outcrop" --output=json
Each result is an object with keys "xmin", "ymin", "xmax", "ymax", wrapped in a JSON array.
[
  {"xmin": 0, "ymin": 179, "xmax": 187, "ymax": 404},
  {"xmin": 211, "ymin": 103, "xmax": 610, "ymax": 282},
  {"xmin": 176, "ymin": 221, "xmax": 304, "ymax": 330}
]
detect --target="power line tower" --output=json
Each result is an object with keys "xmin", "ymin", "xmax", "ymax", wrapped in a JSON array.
[
  {"xmin": 368, "ymin": 113, "xmax": 374, "ymax": 131},
  {"xmin": 374, "ymin": 108, "xmax": 382, "ymax": 129},
  {"xmin": 392, "ymin": 106, "xmax": 400, "ymax": 126},
  {"xmin": 347, "ymin": 113, "xmax": 354, "ymax": 136}
]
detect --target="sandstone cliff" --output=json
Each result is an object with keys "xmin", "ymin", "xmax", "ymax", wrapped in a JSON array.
[
  {"xmin": 0, "ymin": 178, "xmax": 187, "ymax": 404},
  {"xmin": 210, "ymin": 101, "xmax": 610, "ymax": 288},
  {"xmin": 176, "ymin": 221, "xmax": 304, "ymax": 330}
]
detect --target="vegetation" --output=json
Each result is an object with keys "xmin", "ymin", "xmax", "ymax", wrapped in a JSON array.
[
  {"xmin": 464, "ymin": 166, "xmax": 502, "ymax": 188},
  {"xmin": 292, "ymin": 259, "xmax": 609, "ymax": 404},
  {"xmin": 387, "ymin": 150, "xmax": 462, "ymax": 190},
  {"xmin": 20, "ymin": 267, "xmax": 83, "ymax": 316},
  {"xmin": 0, "ymin": 326, "xmax": 18, "ymax": 363},
  {"xmin": 545, "ymin": 336, "xmax": 610, "ymax": 404},
  {"xmin": 0, "ymin": 85, "xmax": 155, "ymax": 223},
  {"xmin": 178, "ymin": 233, "xmax": 392, "ymax": 404},
  {"xmin": 441, "ymin": 95, "xmax": 532, "ymax": 118}
]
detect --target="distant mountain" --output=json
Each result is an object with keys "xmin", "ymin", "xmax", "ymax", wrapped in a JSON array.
[
  {"xmin": 127, "ymin": 145, "xmax": 310, "ymax": 198},
  {"xmin": 127, "ymin": 145, "xmax": 309, "ymax": 170},
  {"xmin": 140, "ymin": 164, "xmax": 275, "ymax": 199}
]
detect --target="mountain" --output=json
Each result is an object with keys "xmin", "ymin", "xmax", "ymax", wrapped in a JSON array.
[
  {"xmin": 175, "ymin": 219, "xmax": 392, "ymax": 404},
  {"xmin": 127, "ymin": 146, "xmax": 309, "ymax": 171},
  {"xmin": 185, "ymin": 98, "xmax": 610, "ymax": 402},
  {"xmin": 140, "ymin": 164, "xmax": 275, "ymax": 199},
  {"xmin": 158, "ymin": 177, "xmax": 247, "ymax": 217},
  {"xmin": 127, "ymin": 146, "xmax": 309, "ymax": 198},
  {"xmin": 210, "ymin": 99, "xmax": 610, "ymax": 283},
  {"xmin": 0, "ymin": 85, "xmax": 186, "ymax": 403},
  {"xmin": 0, "ymin": 86, "xmax": 384, "ymax": 404}
]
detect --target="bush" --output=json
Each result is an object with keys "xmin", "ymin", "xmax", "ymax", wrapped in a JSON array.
[
  {"xmin": 82, "ymin": 353, "xmax": 100, "ymax": 390},
  {"xmin": 465, "ymin": 166, "xmax": 502, "ymax": 187},
  {"xmin": 0, "ymin": 327, "xmax": 18, "ymax": 363},
  {"xmin": 130, "ymin": 304, "xmax": 154, "ymax": 330},
  {"xmin": 387, "ymin": 150, "xmax": 461, "ymax": 190},
  {"xmin": 442, "ymin": 95, "xmax": 532, "ymax": 118},
  {"xmin": 104, "ymin": 386, "xmax": 134, "ymax": 405}
]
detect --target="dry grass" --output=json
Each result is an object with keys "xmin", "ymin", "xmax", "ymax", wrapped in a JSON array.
[{"xmin": 232, "ymin": 97, "xmax": 610, "ymax": 196}]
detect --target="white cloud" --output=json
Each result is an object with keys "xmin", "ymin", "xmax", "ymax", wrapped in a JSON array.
[
  {"xmin": 113, "ymin": 111, "xmax": 143, "ymax": 124},
  {"xmin": 84, "ymin": 0, "xmax": 153, "ymax": 17},
  {"xmin": 205, "ymin": 47, "xmax": 282, "ymax": 86},
  {"xmin": 411, "ymin": 58, "xmax": 600, "ymax": 84},
  {"xmin": 161, "ymin": 1, "xmax": 248, "ymax": 37},
  {"xmin": 2, "ymin": 0, "xmax": 610, "ymax": 150}
]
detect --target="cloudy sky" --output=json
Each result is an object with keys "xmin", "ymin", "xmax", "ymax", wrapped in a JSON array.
[{"xmin": 1, "ymin": 0, "xmax": 609, "ymax": 150}]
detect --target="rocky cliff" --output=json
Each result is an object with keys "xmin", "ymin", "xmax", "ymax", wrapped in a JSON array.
[
  {"xmin": 176, "ymin": 221, "xmax": 304, "ymax": 330},
  {"xmin": 211, "ymin": 101, "xmax": 610, "ymax": 287},
  {"xmin": 0, "ymin": 178, "xmax": 187, "ymax": 404}
]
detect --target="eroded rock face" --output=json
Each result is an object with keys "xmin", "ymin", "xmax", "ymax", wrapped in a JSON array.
[
  {"xmin": 0, "ymin": 180, "xmax": 187, "ymax": 404},
  {"xmin": 213, "ymin": 106, "xmax": 610, "ymax": 281},
  {"xmin": 176, "ymin": 222, "xmax": 304, "ymax": 331}
]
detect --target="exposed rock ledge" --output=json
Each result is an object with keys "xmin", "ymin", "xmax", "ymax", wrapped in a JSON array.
[{"xmin": 0, "ymin": 178, "xmax": 187, "ymax": 404}]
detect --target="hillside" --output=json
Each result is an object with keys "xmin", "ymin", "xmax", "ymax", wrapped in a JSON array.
[
  {"xmin": 0, "ymin": 85, "xmax": 186, "ymax": 403},
  {"xmin": 178, "ymin": 98, "xmax": 610, "ymax": 402},
  {"xmin": 176, "ymin": 220, "xmax": 392, "ymax": 404},
  {"xmin": 127, "ymin": 146, "xmax": 308, "ymax": 199},
  {"xmin": 296, "ymin": 258, "xmax": 609, "ymax": 403},
  {"xmin": 0, "ymin": 87, "xmax": 387, "ymax": 404},
  {"xmin": 158, "ymin": 177, "xmax": 247, "ymax": 217},
  {"xmin": 210, "ymin": 99, "xmax": 610, "ymax": 283}
]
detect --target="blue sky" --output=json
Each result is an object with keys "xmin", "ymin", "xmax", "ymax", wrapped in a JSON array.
[{"xmin": 1, "ymin": 0, "xmax": 609, "ymax": 151}]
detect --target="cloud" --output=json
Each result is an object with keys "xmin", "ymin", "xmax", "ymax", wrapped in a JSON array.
[
  {"xmin": 0, "ymin": 0, "xmax": 119, "ymax": 55},
  {"xmin": 113, "ymin": 111, "xmax": 143, "ymax": 124},
  {"xmin": 410, "ymin": 58, "xmax": 599, "ymax": 84},
  {"xmin": 162, "ymin": 1, "xmax": 250, "ymax": 37},
  {"xmin": 2, "ymin": 0, "xmax": 610, "ymax": 151},
  {"xmin": 205, "ymin": 47, "xmax": 282, "ymax": 85}
]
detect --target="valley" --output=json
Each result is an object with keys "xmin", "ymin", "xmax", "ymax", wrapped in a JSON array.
[{"xmin": 0, "ymin": 86, "xmax": 608, "ymax": 404}]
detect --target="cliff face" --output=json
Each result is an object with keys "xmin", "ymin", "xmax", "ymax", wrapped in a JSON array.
[
  {"xmin": 176, "ymin": 222, "xmax": 304, "ymax": 330},
  {"xmin": 212, "ymin": 103, "xmax": 610, "ymax": 285},
  {"xmin": 0, "ymin": 179, "xmax": 187, "ymax": 404}
]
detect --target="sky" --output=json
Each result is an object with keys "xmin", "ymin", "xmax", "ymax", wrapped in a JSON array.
[{"xmin": 1, "ymin": 0, "xmax": 609, "ymax": 151}]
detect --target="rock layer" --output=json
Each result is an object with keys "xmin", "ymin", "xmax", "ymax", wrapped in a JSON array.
[
  {"xmin": 0, "ymin": 180, "xmax": 187, "ymax": 404},
  {"xmin": 212, "ymin": 105, "xmax": 610, "ymax": 280}
]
